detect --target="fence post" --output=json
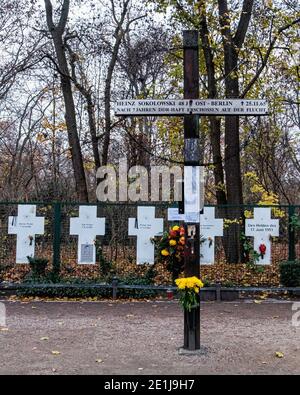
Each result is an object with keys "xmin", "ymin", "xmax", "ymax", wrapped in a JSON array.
[
  {"xmin": 216, "ymin": 283, "xmax": 222, "ymax": 302},
  {"xmin": 288, "ymin": 205, "xmax": 296, "ymax": 261},
  {"xmin": 52, "ymin": 202, "xmax": 62, "ymax": 277},
  {"xmin": 112, "ymin": 276, "xmax": 118, "ymax": 300}
]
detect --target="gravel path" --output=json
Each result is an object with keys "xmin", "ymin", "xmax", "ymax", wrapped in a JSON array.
[{"xmin": 0, "ymin": 299, "xmax": 299, "ymax": 375}]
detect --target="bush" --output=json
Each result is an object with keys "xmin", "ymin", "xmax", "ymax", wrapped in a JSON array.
[
  {"xmin": 97, "ymin": 247, "xmax": 114, "ymax": 276},
  {"xmin": 18, "ymin": 286, "xmax": 112, "ymax": 299},
  {"xmin": 117, "ymin": 265, "xmax": 157, "ymax": 287},
  {"xmin": 280, "ymin": 261, "xmax": 300, "ymax": 287},
  {"xmin": 27, "ymin": 257, "xmax": 49, "ymax": 277}
]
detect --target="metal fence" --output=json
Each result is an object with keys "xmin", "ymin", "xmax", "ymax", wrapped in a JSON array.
[{"xmin": 0, "ymin": 202, "xmax": 299, "ymax": 286}]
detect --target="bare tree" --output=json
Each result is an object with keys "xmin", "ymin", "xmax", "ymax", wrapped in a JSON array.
[{"xmin": 102, "ymin": 0, "xmax": 146, "ymax": 166}]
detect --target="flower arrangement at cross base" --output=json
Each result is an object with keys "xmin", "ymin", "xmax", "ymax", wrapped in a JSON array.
[
  {"xmin": 175, "ymin": 276, "xmax": 204, "ymax": 312},
  {"xmin": 155, "ymin": 225, "xmax": 186, "ymax": 282},
  {"xmin": 155, "ymin": 225, "xmax": 206, "ymax": 283}
]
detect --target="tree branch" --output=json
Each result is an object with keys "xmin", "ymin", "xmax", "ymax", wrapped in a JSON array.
[
  {"xmin": 241, "ymin": 17, "xmax": 300, "ymax": 98},
  {"xmin": 43, "ymin": 53, "xmax": 74, "ymax": 82},
  {"xmin": 218, "ymin": 0, "xmax": 232, "ymax": 42}
]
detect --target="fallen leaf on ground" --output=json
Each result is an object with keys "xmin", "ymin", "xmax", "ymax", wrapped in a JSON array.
[
  {"xmin": 254, "ymin": 300, "xmax": 262, "ymax": 304},
  {"xmin": 138, "ymin": 368, "xmax": 144, "ymax": 371},
  {"xmin": 40, "ymin": 337, "xmax": 49, "ymax": 341},
  {"xmin": 275, "ymin": 352, "xmax": 284, "ymax": 358},
  {"xmin": 0, "ymin": 328, "xmax": 9, "ymax": 332},
  {"xmin": 51, "ymin": 351, "xmax": 61, "ymax": 356},
  {"xmin": 96, "ymin": 359, "xmax": 103, "ymax": 363},
  {"xmin": 259, "ymin": 294, "xmax": 268, "ymax": 300}
]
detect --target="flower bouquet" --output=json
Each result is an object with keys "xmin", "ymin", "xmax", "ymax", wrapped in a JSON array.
[
  {"xmin": 155, "ymin": 225, "xmax": 186, "ymax": 282},
  {"xmin": 175, "ymin": 276, "xmax": 204, "ymax": 312}
]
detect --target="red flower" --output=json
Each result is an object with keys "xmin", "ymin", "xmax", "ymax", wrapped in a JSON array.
[
  {"xmin": 259, "ymin": 244, "xmax": 266, "ymax": 257},
  {"xmin": 169, "ymin": 230, "xmax": 178, "ymax": 238}
]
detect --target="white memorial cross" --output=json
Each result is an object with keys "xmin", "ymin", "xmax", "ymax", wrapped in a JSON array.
[
  {"xmin": 128, "ymin": 206, "xmax": 164, "ymax": 264},
  {"xmin": 70, "ymin": 206, "xmax": 105, "ymax": 264},
  {"xmin": 8, "ymin": 205, "xmax": 45, "ymax": 264},
  {"xmin": 245, "ymin": 207, "xmax": 279, "ymax": 265},
  {"xmin": 200, "ymin": 207, "xmax": 223, "ymax": 264}
]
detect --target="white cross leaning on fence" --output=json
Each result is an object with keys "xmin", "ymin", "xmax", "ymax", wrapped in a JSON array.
[
  {"xmin": 245, "ymin": 207, "xmax": 279, "ymax": 265},
  {"xmin": 8, "ymin": 205, "xmax": 45, "ymax": 264},
  {"xmin": 200, "ymin": 207, "xmax": 224, "ymax": 265},
  {"xmin": 70, "ymin": 206, "xmax": 106, "ymax": 264},
  {"xmin": 128, "ymin": 206, "xmax": 164, "ymax": 265}
]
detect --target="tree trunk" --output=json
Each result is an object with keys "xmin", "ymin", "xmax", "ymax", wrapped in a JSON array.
[
  {"xmin": 54, "ymin": 36, "xmax": 88, "ymax": 201},
  {"xmin": 218, "ymin": 0, "xmax": 254, "ymax": 262},
  {"xmin": 102, "ymin": 0, "xmax": 131, "ymax": 166},
  {"xmin": 199, "ymin": 1, "xmax": 227, "ymax": 206},
  {"xmin": 65, "ymin": 42, "xmax": 101, "ymax": 173},
  {"xmin": 44, "ymin": 0, "xmax": 88, "ymax": 202},
  {"xmin": 86, "ymin": 94, "xmax": 101, "ymax": 170}
]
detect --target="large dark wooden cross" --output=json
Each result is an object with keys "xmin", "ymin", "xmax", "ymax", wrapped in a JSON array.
[{"xmin": 115, "ymin": 30, "xmax": 268, "ymax": 351}]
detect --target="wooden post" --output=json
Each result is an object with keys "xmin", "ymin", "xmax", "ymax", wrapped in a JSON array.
[{"xmin": 183, "ymin": 30, "xmax": 201, "ymax": 351}]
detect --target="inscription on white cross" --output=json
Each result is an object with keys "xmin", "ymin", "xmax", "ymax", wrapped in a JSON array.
[
  {"xmin": 200, "ymin": 207, "xmax": 223, "ymax": 265},
  {"xmin": 70, "ymin": 206, "xmax": 105, "ymax": 264},
  {"xmin": 128, "ymin": 207, "xmax": 163, "ymax": 264},
  {"xmin": 8, "ymin": 205, "xmax": 45, "ymax": 264},
  {"xmin": 245, "ymin": 207, "xmax": 279, "ymax": 265}
]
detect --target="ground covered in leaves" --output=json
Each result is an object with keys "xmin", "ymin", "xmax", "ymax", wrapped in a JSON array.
[
  {"xmin": 0, "ymin": 261, "xmax": 281, "ymax": 287},
  {"xmin": 0, "ymin": 299, "xmax": 299, "ymax": 375}
]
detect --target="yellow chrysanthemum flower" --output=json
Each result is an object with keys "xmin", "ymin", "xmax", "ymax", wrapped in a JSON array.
[
  {"xmin": 175, "ymin": 276, "xmax": 204, "ymax": 290},
  {"xmin": 169, "ymin": 239, "xmax": 177, "ymax": 246},
  {"xmin": 161, "ymin": 249, "xmax": 170, "ymax": 256},
  {"xmin": 172, "ymin": 225, "xmax": 180, "ymax": 231}
]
